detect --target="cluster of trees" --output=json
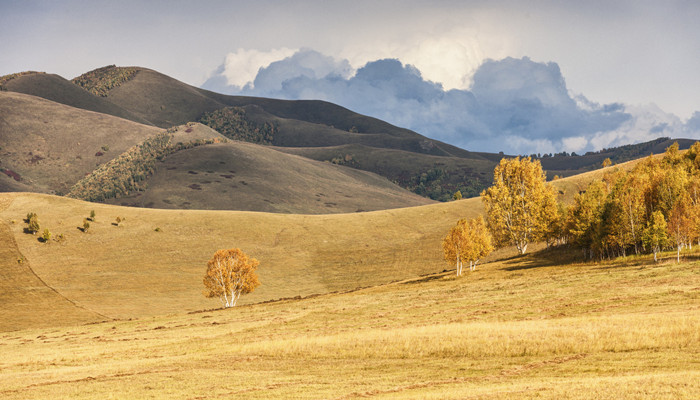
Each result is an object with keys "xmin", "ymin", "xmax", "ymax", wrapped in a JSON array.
[
  {"xmin": 564, "ymin": 142, "xmax": 700, "ymax": 262},
  {"xmin": 442, "ymin": 217, "xmax": 492, "ymax": 276},
  {"xmin": 443, "ymin": 156, "xmax": 555, "ymax": 275},
  {"xmin": 443, "ymin": 142, "xmax": 700, "ymax": 275},
  {"xmin": 198, "ymin": 107, "xmax": 278, "ymax": 145},
  {"xmin": 68, "ymin": 132, "xmax": 225, "ymax": 202},
  {"xmin": 24, "ymin": 212, "xmax": 65, "ymax": 243},
  {"xmin": 402, "ymin": 167, "xmax": 487, "ymax": 202},
  {"xmin": 71, "ymin": 65, "xmax": 139, "ymax": 97}
]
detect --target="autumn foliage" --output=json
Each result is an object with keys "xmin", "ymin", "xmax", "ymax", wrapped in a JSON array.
[
  {"xmin": 443, "ymin": 217, "xmax": 493, "ymax": 276},
  {"xmin": 481, "ymin": 157, "xmax": 558, "ymax": 255},
  {"xmin": 565, "ymin": 142, "xmax": 700, "ymax": 262},
  {"xmin": 203, "ymin": 248, "xmax": 260, "ymax": 307}
]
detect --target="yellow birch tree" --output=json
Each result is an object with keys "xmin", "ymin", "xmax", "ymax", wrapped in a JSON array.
[
  {"xmin": 443, "ymin": 217, "xmax": 493, "ymax": 276},
  {"xmin": 481, "ymin": 157, "xmax": 557, "ymax": 254},
  {"xmin": 203, "ymin": 248, "xmax": 260, "ymax": 307}
]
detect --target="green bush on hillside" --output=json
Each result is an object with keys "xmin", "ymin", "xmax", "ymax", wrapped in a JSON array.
[
  {"xmin": 71, "ymin": 65, "xmax": 140, "ymax": 97},
  {"xmin": 198, "ymin": 107, "xmax": 277, "ymax": 144}
]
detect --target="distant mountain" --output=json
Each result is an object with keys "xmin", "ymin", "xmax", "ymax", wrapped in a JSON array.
[
  {"xmin": 0, "ymin": 90, "xmax": 431, "ymax": 213},
  {"xmin": 1, "ymin": 71, "xmax": 151, "ymax": 125},
  {"xmin": 2, "ymin": 65, "xmax": 696, "ymax": 203}
]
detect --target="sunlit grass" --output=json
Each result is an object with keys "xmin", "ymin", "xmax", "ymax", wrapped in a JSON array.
[{"xmin": 1, "ymin": 247, "xmax": 698, "ymax": 399}]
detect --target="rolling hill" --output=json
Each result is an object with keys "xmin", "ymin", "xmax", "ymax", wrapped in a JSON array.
[
  {"xmin": 0, "ymin": 191, "xmax": 482, "ymax": 330},
  {"xmin": 0, "ymin": 91, "xmax": 161, "ymax": 194},
  {"xmin": 0, "ymin": 157, "xmax": 638, "ymax": 332},
  {"xmin": 0, "ymin": 90, "xmax": 431, "ymax": 213},
  {"xmin": 0, "ymin": 71, "xmax": 151, "ymax": 125},
  {"xmin": 4, "ymin": 66, "xmax": 695, "ymax": 203},
  {"xmin": 101, "ymin": 140, "xmax": 434, "ymax": 213}
]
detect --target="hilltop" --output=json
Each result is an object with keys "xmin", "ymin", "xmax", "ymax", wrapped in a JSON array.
[
  {"xmin": 0, "ymin": 90, "xmax": 429, "ymax": 213},
  {"xmin": 3, "ymin": 66, "xmax": 695, "ymax": 202}
]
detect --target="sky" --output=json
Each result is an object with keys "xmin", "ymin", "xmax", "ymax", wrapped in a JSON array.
[{"xmin": 2, "ymin": 0, "xmax": 700, "ymax": 154}]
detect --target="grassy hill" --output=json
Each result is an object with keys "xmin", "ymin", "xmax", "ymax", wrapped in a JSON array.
[
  {"xmin": 0, "ymin": 229, "xmax": 697, "ymax": 398},
  {"xmin": 1, "ymin": 71, "xmax": 152, "ymax": 125},
  {"xmin": 0, "ymin": 90, "xmax": 429, "ymax": 213},
  {"xmin": 102, "ymin": 141, "xmax": 433, "ymax": 213},
  {"xmin": 0, "ymin": 91, "xmax": 161, "ymax": 194},
  {"xmin": 0, "ymin": 160, "xmax": 655, "ymax": 331},
  {"xmin": 0, "ymin": 192, "xmax": 480, "ymax": 328}
]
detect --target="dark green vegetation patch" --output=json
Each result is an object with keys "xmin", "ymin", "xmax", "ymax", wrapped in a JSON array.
[
  {"xmin": 198, "ymin": 107, "xmax": 278, "ymax": 144},
  {"xmin": 71, "ymin": 65, "xmax": 140, "ymax": 97},
  {"xmin": 68, "ymin": 131, "xmax": 225, "ymax": 201}
]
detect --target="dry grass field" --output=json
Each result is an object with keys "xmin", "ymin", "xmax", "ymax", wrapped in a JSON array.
[
  {"xmin": 1, "ymin": 159, "xmax": 697, "ymax": 398},
  {"xmin": 0, "ymin": 243, "xmax": 697, "ymax": 399},
  {"xmin": 0, "ymin": 192, "xmax": 481, "ymax": 329}
]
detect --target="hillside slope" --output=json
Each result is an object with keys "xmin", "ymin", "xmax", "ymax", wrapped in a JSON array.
[
  {"xmin": 104, "ymin": 141, "xmax": 433, "ymax": 213},
  {"xmin": 0, "ymin": 161, "xmax": 654, "ymax": 331},
  {"xmin": 0, "ymin": 192, "xmax": 482, "ymax": 326},
  {"xmin": 1, "ymin": 71, "xmax": 152, "ymax": 125},
  {"xmin": 0, "ymin": 91, "xmax": 162, "ymax": 194},
  {"xmin": 1, "ymin": 225, "xmax": 697, "ymax": 398}
]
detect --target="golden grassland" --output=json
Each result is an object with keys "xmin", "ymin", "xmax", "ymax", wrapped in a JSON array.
[
  {"xmin": 0, "ymin": 245, "xmax": 697, "ymax": 399},
  {"xmin": 1, "ymin": 165, "xmax": 697, "ymax": 398},
  {"xmin": 0, "ymin": 192, "xmax": 482, "ymax": 329}
]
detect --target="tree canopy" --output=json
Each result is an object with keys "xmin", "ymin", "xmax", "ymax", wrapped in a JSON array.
[
  {"xmin": 203, "ymin": 248, "xmax": 260, "ymax": 308},
  {"xmin": 481, "ymin": 157, "xmax": 557, "ymax": 254},
  {"xmin": 443, "ymin": 217, "xmax": 493, "ymax": 276}
]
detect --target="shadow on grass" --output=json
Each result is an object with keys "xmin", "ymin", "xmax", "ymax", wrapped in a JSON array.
[{"xmin": 501, "ymin": 246, "xmax": 583, "ymax": 271}]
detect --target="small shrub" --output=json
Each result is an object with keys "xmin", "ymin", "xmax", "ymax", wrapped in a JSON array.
[
  {"xmin": 154, "ymin": 227, "xmax": 162, "ymax": 232},
  {"xmin": 55, "ymin": 233, "xmax": 65, "ymax": 243},
  {"xmin": 82, "ymin": 220, "xmax": 90, "ymax": 233},
  {"xmin": 101, "ymin": 145, "xmax": 110, "ymax": 152},
  {"xmin": 89, "ymin": 210, "xmax": 96, "ymax": 221},
  {"xmin": 27, "ymin": 214, "xmax": 40, "ymax": 235},
  {"xmin": 42, "ymin": 229, "xmax": 51, "ymax": 243}
]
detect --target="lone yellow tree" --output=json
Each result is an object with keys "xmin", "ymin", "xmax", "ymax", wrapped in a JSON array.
[
  {"xmin": 443, "ymin": 216, "xmax": 493, "ymax": 276},
  {"xmin": 203, "ymin": 248, "xmax": 260, "ymax": 307},
  {"xmin": 481, "ymin": 157, "xmax": 557, "ymax": 254}
]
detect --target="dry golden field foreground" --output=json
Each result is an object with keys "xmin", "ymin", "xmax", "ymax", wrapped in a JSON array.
[
  {"xmin": 0, "ymin": 244, "xmax": 698, "ymax": 399},
  {"xmin": 0, "ymin": 192, "xmax": 484, "ymax": 330}
]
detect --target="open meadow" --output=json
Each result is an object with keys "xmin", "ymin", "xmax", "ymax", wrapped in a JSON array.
[{"xmin": 0, "ymin": 244, "xmax": 698, "ymax": 399}]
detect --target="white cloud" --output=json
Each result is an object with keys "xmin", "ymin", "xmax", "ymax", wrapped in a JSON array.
[
  {"xmin": 221, "ymin": 48, "xmax": 298, "ymax": 88},
  {"xmin": 201, "ymin": 49, "xmax": 700, "ymax": 155},
  {"xmin": 561, "ymin": 136, "xmax": 589, "ymax": 153}
]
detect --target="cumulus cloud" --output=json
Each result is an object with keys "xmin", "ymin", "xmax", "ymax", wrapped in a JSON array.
[
  {"xmin": 201, "ymin": 47, "xmax": 298, "ymax": 91},
  {"xmin": 203, "ymin": 49, "xmax": 700, "ymax": 155}
]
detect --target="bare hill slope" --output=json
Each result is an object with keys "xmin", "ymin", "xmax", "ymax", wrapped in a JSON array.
[
  {"xmin": 1, "ymin": 71, "xmax": 152, "ymax": 125},
  {"xmin": 0, "ymin": 91, "xmax": 161, "ymax": 194},
  {"xmin": 104, "ymin": 141, "xmax": 434, "ymax": 213}
]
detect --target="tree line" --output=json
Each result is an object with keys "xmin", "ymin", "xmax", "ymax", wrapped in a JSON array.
[{"xmin": 444, "ymin": 142, "xmax": 700, "ymax": 275}]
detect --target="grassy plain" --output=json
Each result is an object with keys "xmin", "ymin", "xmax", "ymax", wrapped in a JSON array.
[
  {"xmin": 0, "ymin": 245, "xmax": 697, "ymax": 399},
  {"xmin": 0, "ymin": 192, "xmax": 480, "ymax": 329}
]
